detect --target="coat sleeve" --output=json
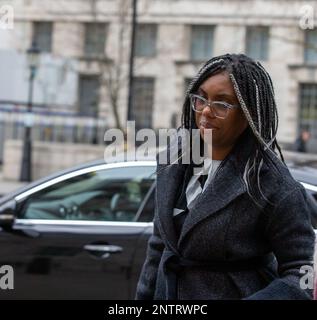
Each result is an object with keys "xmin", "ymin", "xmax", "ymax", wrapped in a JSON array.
[
  {"xmin": 135, "ymin": 199, "xmax": 165, "ymax": 300},
  {"xmin": 244, "ymin": 185, "xmax": 316, "ymax": 300}
]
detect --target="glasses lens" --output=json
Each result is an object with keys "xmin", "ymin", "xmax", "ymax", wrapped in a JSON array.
[
  {"xmin": 191, "ymin": 96, "xmax": 205, "ymax": 112},
  {"xmin": 212, "ymin": 102, "xmax": 229, "ymax": 118}
]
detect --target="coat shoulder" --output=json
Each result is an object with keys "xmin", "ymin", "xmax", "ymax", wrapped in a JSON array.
[{"xmin": 259, "ymin": 156, "xmax": 304, "ymax": 201}]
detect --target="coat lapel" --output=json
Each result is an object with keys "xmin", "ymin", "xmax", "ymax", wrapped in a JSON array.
[
  {"xmin": 156, "ymin": 156, "xmax": 247, "ymax": 252},
  {"xmin": 156, "ymin": 162, "xmax": 187, "ymax": 251},
  {"xmin": 177, "ymin": 156, "xmax": 247, "ymax": 247}
]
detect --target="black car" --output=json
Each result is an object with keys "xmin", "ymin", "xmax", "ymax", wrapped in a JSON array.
[
  {"xmin": 0, "ymin": 159, "xmax": 157, "ymax": 299},
  {"xmin": 286, "ymin": 159, "xmax": 317, "ymax": 228},
  {"xmin": 0, "ymin": 158, "xmax": 316, "ymax": 299}
]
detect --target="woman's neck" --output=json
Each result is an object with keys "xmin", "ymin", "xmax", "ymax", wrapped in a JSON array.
[{"xmin": 207, "ymin": 144, "xmax": 234, "ymax": 161}]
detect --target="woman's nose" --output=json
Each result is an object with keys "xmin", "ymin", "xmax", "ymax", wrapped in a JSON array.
[{"xmin": 202, "ymin": 104, "xmax": 216, "ymax": 118}]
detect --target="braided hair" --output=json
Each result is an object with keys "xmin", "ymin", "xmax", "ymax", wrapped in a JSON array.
[{"xmin": 181, "ymin": 53, "xmax": 285, "ymax": 208}]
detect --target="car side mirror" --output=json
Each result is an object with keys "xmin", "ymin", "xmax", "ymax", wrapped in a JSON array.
[{"xmin": 0, "ymin": 200, "xmax": 16, "ymax": 229}]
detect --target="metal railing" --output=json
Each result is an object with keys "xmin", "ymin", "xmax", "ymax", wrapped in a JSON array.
[{"xmin": 0, "ymin": 104, "xmax": 109, "ymax": 163}]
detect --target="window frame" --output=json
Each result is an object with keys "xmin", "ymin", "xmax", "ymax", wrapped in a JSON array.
[
  {"xmin": 135, "ymin": 23, "xmax": 158, "ymax": 58},
  {"xmin": 14, "ymin": 161, "xmax": 157, "ymax": 224},
  {"xmin": 304, "ymin": 29, "xmax": 317, "ymax": 64},
  {"xmin": 32, "ymin": 21, "xmax": 53, "ymax": 53},
  {"xmin": 78, "ymin": 74, "xmax": 100, "ymax": 117},
  {"xmin": 298, "ymin": 82, "xmax": 317, "ymax": 144},
  {"xmin": 189, "ymin": 24, "xmax": 215, "ymax": 62},
  {"xmin": 131, "ymin": 77, "xmax": 155, "ymax": 129},
  {"xmin": 245, "ymin": 25, "xmax": 270, "ymax": 61},
  {"xmin": 83, "ymin": 22, "xmax": 108, "ymax": 57}
]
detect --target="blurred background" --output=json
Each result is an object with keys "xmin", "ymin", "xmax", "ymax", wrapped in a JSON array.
[{"xmin": 0, "ymin": 0, "xmax": 317, "ymax": 187}]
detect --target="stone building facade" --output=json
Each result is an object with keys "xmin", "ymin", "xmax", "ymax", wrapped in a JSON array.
[{"xmin": 1, "ymin": 0, "xmax": 317, "ymax": 150}]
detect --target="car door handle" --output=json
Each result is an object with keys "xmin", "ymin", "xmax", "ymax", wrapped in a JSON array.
[{"xmin": 83, "ymin": 244, "xmax": 123, "ymax": 254}]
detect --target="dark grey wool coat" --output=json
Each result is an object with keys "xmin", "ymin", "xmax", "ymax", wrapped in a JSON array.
[{"xmin": 135, "ymin": 129, "xmax": 316, "ymax": 300}]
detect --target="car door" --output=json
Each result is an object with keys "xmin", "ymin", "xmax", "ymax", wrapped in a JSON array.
[
  {"xmin": 0, "ymin": 161, "xmax": 156, "ymax": 299},
  {"xmin": 129, "ymin": 181, "xmax": 156, "ymax": 295}
]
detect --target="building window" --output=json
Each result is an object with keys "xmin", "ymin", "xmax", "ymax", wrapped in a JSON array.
[
  {"xmin": 245, "ymin": 26, "xmax": 269, "ymax": 61},
  {"xmin": 131, "ymin": 77, "xmax": 155, "ymax": 129},
  {"xmin": 32, "ymin": 22, "xmax": 53, "ymax": 53},
  {"xmin": 135, "ymin": 24, "xmax": 157, "ymax": 57},
  {"xmin": 84, "ymin": 23, "xmax": 107, "ymax": 57},
  {"xmin": 304, "ymin": 29, "xmax": 317, "ymax": 64},
  {"xmin": 190, "ymin": 25, "xmax": 214, "ymax": 61},
  {"xmin": 78, "ymin": 75, "xmax": 100, "ymax": 117},
  {"xmin": 299, "ymin": 83, "xmax": 317, "ymax": 141}
]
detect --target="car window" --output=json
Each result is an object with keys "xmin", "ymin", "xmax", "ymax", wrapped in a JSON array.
[
  {"xmin": 136, "ymin": 182, "xmax": 155, "ymax": 222},
  {"xmin": 18, "ymin": 165, "xmax": 156, "ymax": 222}
]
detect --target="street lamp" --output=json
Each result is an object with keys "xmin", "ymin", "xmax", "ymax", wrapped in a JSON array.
[
  {"xmin": 127, "ymin": 0, "xmax": 138, "ymax": 122},
  {"xmin": 20, "ymin": 41, "xmax": 40, "ymax": 182}
]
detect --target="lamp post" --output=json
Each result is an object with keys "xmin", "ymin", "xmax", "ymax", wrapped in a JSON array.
[
  {"xmin": 127, "ymin": 0, "xmax": 138, "ymax": 122},
  {"xmin": 20, "ymin": 41, "xmax": 40, "ymax": 182}
]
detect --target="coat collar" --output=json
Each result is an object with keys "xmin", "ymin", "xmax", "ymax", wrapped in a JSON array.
[{"xmin": 156, "ymin": 127, "xmax": 257, "ymax": 251}]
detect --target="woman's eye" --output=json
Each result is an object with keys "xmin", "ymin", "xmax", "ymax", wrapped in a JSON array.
[
  {"xmin": 214, "ymin": 102, "xmax": 229, "ymax": 109},
  {"xmin": 221, "ymin": 101, "xmax": 232, "ymax": 106}
]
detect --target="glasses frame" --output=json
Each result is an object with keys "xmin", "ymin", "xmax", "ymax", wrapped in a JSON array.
[{"xmin": 189, "ymin": 93, "xmax": 240, "ymax": 119}]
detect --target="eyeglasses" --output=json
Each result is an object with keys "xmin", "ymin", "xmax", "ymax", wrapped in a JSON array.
[{"xmin": 189, "ymin": 93, "xmax": 239, "ymax": 119}]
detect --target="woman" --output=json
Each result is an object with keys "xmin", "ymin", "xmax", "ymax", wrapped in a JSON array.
[{"xmin": 135, "ymin": 53, "xmax": 316, "ymax": 300}]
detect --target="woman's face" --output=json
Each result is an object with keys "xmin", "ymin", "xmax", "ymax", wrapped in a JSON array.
[{"xmin": 194, "ymin": 71, "xmax": 248, "ymax": 150}]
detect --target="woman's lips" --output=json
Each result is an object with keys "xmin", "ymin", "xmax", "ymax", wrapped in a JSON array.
[{"xmin": 199, "ymin": 120, "xmax": 218, "ymax": 130}]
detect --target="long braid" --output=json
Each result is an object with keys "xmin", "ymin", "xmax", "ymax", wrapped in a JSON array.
[
  {"xmin": 253, "ymin": 61, "xmax": 284, "ymax": 162},
  {"xmin": 229, "ymin": 67, "xmax": 274, "ymax": 207},
  {"xmin": 250, "ymin": 64, "xmax": 273, "ymax": 144},
  {"xmin": 253, "ymin": 79, "xmax": 262, "ymax": 136},
  {"xmin": 229, "ymin": 73, "xmax": 269, "ymax": 147}
]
